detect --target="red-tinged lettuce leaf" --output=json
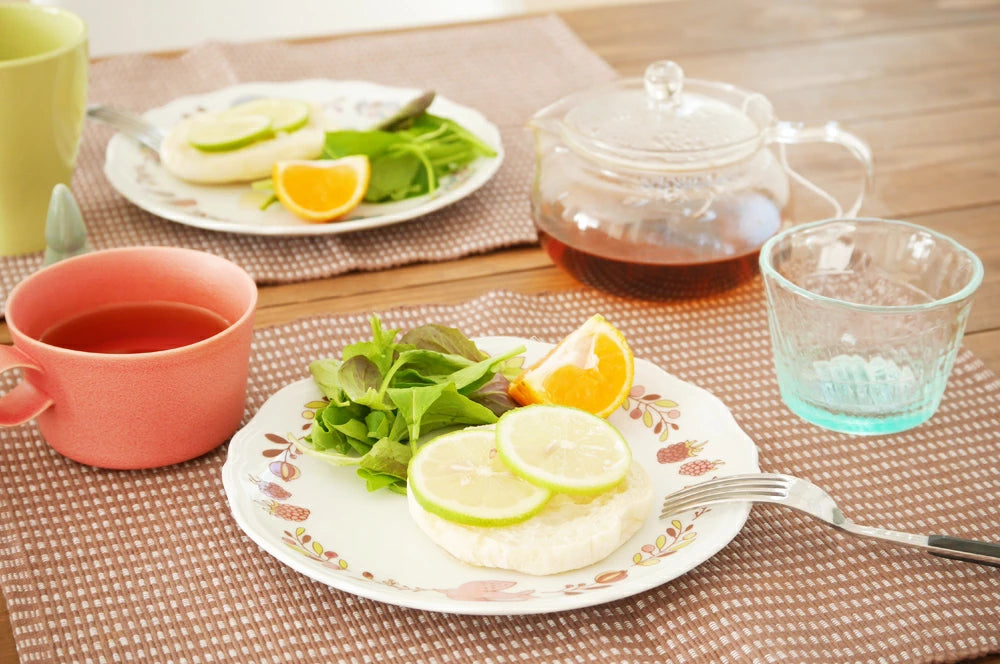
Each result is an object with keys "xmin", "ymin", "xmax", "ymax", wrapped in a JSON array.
[{"xmin": 400, "ymin": 323, "xmax": 488, "ymax": 361}]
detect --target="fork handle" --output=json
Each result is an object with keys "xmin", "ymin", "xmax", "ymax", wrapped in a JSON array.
[{"xmin": 927, "ymin": 535, "xmax": 1000, "ymax": 568}]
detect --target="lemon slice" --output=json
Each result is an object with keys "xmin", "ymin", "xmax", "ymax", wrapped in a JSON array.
[
  {"xmin": 222, "ymin": 98, "xmax": 311, "ymax": 133},
  {"xmin": 187, "ymin": 113, "xmax": 273, "ymax": 152},
  {"xmin": 408, "ymin": 427, "xmax": 551, "ymax": 527},
  {"xmin": 496, "ymin": 404, "xmax": 631, "ymax": 495}
]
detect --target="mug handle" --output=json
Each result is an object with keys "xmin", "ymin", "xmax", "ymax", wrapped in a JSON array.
[
  {"xmin": 0, "ymin": 345, "xmax": 54, "ymax": 426},
  {"xmin": 769, "ymin": 120, "xmax": 875, "ymax": 218}
]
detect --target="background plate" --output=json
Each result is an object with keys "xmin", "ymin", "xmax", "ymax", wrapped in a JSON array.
[{"xmin": 102, "ymin": 79, "xmax": 504, "ymax": 235}]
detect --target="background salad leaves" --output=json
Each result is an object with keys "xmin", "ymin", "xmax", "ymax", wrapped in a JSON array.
[
  {"xmin": 255, "ymin": 111, "xmax": 496, "ymax": 209},
  {"xmin": 323, "ymin": 113, "xmax": 497, "ymax": 202}
]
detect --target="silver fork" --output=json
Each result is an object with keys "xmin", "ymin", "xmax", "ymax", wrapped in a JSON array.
[
  {"xmin": 87, "ymin": 105, "xmax": 167, "ymax": 153},
  {"xmin": 660, "ymin": 473, "xmax": 1000, "ymax": 567}
]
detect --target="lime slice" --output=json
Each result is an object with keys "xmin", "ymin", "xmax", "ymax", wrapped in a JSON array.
[
  {"xmin": 187, "ymin": 113, "xmax": 273, "ymax": 152},
  {"xmin": 495, "ymin": 404, "xmax": 631, "ymax": 495},
  {"xmin": 408, "ymin": 427, "xmax": 551, "ymax": 527},
  {"xmin": 222, "ymin": 98, "xmax": 311, "ymax": 133}
]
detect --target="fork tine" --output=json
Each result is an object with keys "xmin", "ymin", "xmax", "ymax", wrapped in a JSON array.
[
  {"xmin": 87, "ymin": 105, "xmax": 167, "ymax": 152},
  {"xmin": 661, "ymin": 474, "xmax": 790, "ymax": 504},
  {"xmin": 659, "ymin": 473, "xmax": 793, "ymax": 517},
  {"xmin": 660, "ymin": 488, "xmax": 784, "ymax": 517}
]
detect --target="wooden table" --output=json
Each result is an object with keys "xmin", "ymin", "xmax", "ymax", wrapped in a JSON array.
[{"xmin": 1, "ymin": 1, "xmax": 997, "ymax": 661}]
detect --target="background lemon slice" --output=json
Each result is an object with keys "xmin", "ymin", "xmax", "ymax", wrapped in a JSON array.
[
  {"xmin": 508, "ymin": 314, "xmax": 634, "ymax": 418},
  {"xmin": 222, "ymin": 98, "xmax": 311, "ymax": 133},
  {"xmin": 496, "ymin": 404, "xmax": 631, "ymax": 495},
  {"xmin": 187, "ymin": 113, "xmax": 273, "ymax": 152},
  {"xmin": 408, "ymin": 427, "xmax": 552, "ymax": 527}
]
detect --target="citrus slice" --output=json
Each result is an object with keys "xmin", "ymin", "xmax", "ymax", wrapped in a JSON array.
[
  {"xmin": 222, "ymin": 98, "xmax": 311, "ymax": 133},
  {"xmin": 272, "ymin": 155, "xmax": 370, "ymax": 222},
  {"xmin": 408, "ymin": 427, "xmax": 552, "ymax": 527},
  {"xmin": 495, "ymin": 404, "xmax": 631, "ymax": 495},
  {"xmin": 187, "ymin": 113, "xmax": 273, "ymax": 152},
  {"xmin": 508, "ymin": 314, "xmax": 634, "ymax": 418}
]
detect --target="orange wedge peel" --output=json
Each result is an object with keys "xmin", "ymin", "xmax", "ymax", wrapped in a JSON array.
[{"xmin": 508, "ymin": 314, "xmax": 635, "ymax": 418}]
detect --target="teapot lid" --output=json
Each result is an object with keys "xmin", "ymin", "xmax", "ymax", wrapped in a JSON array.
[{"xmin": 557, "ymin": 61, "xmax": 773, "ymax": 170}]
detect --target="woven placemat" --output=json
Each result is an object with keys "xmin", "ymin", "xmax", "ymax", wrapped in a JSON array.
[
  {"xmin": 1, "ymin": 285, "xmax": 998, "ymax": 663},
  {"xmin": 0, "ymin": 15, "xmax": 617, "ymax": 313}
]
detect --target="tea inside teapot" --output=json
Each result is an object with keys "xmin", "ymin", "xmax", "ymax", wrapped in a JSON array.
[
  {"xmin": 533, "ymin": 144, "xmax": 791, "ymax": 299},
  {"xmin": 528, "ymin": 60, "xmax": 872, "ymax": 300}
]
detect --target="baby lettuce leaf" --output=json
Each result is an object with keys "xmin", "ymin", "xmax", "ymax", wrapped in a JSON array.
[
  {"xmin": 296, "ymin": 314, "xmax": 524, "ymax": 493},
  {"xmin": 358, "ymin": 438, "xmax": 412, "ymax": 494},
  {"xmin": 337, "ymin": 355, "xmax": 384, "ymax": 405},
  {"xmin": 468, "ymin": 372, "xmax": 520, "ymax": 417},
  {"xmin": 400, "ymin": 323, "xmax": 487, "ymax": 360},
  {"xmin": 357, "ymin": 469, "xmax": 406, "ymax": 494},
  {"xmin": 341, "ymin": 315, "xmax": 400, "ymax": 375},
  {"xmin": 387, "ymin": 382, "xmax": 499, "ymax": 456},
  {"xmin": 367, "ymin": 151, "xmax": 424, "ymax": 202},
  {"xmin": 308, "ymin": 357, "xmax": 345, "ymax": 404}
]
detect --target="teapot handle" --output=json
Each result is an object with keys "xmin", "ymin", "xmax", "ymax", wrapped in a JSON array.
[
  {"xmin": 0, "ymin": 345, "xmax": 53, "ymax": 426},
  {"xmin": 770, "ymin": 120, "xmax": 874, "ymax": 218}
]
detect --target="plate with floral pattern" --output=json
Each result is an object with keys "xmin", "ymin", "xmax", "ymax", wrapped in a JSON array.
[
  {"xmin": 221, "ymin": 337, "xmax": 759, "ymax": 615},
  {"xmin": 102, "ymin": 79, "xmax": 504, "ymax": 236}
]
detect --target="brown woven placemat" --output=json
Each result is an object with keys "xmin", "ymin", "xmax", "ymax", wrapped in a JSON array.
[
  {"xmin": 0, "ymin": 15, "xmax": 617, "ymax": 313},
  {"xmin": 1, "ymin": 285, "xmax": 998, "ymax": 663}
]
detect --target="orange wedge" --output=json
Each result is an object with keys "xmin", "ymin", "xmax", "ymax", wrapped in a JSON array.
[
  {"xmin": 508, "ymin": 314, "xmax": 634, "ymax": 418},
  {"xmin": 272, "ymin": 155, "xmax": 370, "ymax": 223}
]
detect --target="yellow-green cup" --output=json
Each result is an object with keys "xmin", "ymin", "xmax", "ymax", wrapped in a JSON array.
[{"xmin": 0, "ymin": 4, "xmax": 88, "ymax": 256}]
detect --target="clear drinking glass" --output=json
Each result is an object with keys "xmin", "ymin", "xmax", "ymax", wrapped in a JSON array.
[{"xmin": 759, "ymin": 217, "xmax": 983, "ymax": 435}]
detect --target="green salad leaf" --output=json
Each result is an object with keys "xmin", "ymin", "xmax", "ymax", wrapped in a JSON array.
[
  {"xmin": 297, "ymin": 315, "xmax": 523, "ymax": 494},
  {"xmin": 323, "ymin": 112, "xmax": 497, "ymax": 202}
]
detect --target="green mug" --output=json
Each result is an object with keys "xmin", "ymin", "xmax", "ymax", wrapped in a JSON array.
[{"xmin": 0, "ymin": 4, "xmax": 88, "ymax": 256}]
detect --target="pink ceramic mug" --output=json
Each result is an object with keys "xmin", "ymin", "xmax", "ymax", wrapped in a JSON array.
[{"xmin": 0, "ymin": 247, "xmax": 257, "ymax": 469}]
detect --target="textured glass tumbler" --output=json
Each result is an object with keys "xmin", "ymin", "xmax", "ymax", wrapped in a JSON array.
[{"xmin": 759, "ymin": 218, "xmax": 983, "ymax": 435}]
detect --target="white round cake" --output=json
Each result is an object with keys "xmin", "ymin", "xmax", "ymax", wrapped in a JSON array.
[{"xmin": 408, "ymin": 461, "xmax": 653, "ymax": 576}]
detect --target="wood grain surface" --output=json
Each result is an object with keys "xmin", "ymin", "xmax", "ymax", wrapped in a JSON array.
[{"xmin": 1, "ymin": 1, "xmax": 997, "ymax": 661}]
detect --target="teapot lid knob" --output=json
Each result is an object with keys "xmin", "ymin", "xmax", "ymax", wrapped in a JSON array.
[{"xmin": 644, "ymin": 60, "xmax": 684, "ymax": 104}]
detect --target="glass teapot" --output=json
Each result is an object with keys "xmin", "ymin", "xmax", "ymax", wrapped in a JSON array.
[{"xmin": 528, "ymin": 60, "xmax": 874, "ymax": 299}]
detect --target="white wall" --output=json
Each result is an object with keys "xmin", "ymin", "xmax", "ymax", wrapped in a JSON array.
[{"xmin": 25, "ymin": 0, "xmax": 529, "ymax": 57}]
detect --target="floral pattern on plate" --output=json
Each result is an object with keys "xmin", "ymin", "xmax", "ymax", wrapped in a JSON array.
[
  {"xmin": 103, "ymin": 79, "xmax": 504, "ymax": 236},
  {"xmin": 221, "ymin": 337, "xmax": 759, "ymax": 615}
]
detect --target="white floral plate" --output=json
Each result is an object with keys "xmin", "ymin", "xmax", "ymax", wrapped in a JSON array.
[
  {"xmin": 102, "ymin": 79, "xmax": 504, "ymax": 236},
  {"xmin": 221, "ymin": 337, "xmax": 759, "ymax": 615}
]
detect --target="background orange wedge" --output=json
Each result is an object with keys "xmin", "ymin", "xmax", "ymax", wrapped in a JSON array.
[{"xmin": 272, "ymin": 155, "xmax": 370, "ymax": 222}]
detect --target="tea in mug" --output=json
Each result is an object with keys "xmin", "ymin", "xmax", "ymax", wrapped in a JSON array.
[{"xmin": 40, "ymin": 301, "xmax": 230, "ymax": 354}]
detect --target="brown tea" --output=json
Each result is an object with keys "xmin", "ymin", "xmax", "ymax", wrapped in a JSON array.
[
  {"xmin": 40, "ymin": 301, "xmax": 230, "ymax": 354},
  {"xmin": 534, "ymin": 193, "xmax": 786, "ymax": 299},
  {"xmin": 539, "ymin": 231, "xmax": 766, "ymax": 299}
]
